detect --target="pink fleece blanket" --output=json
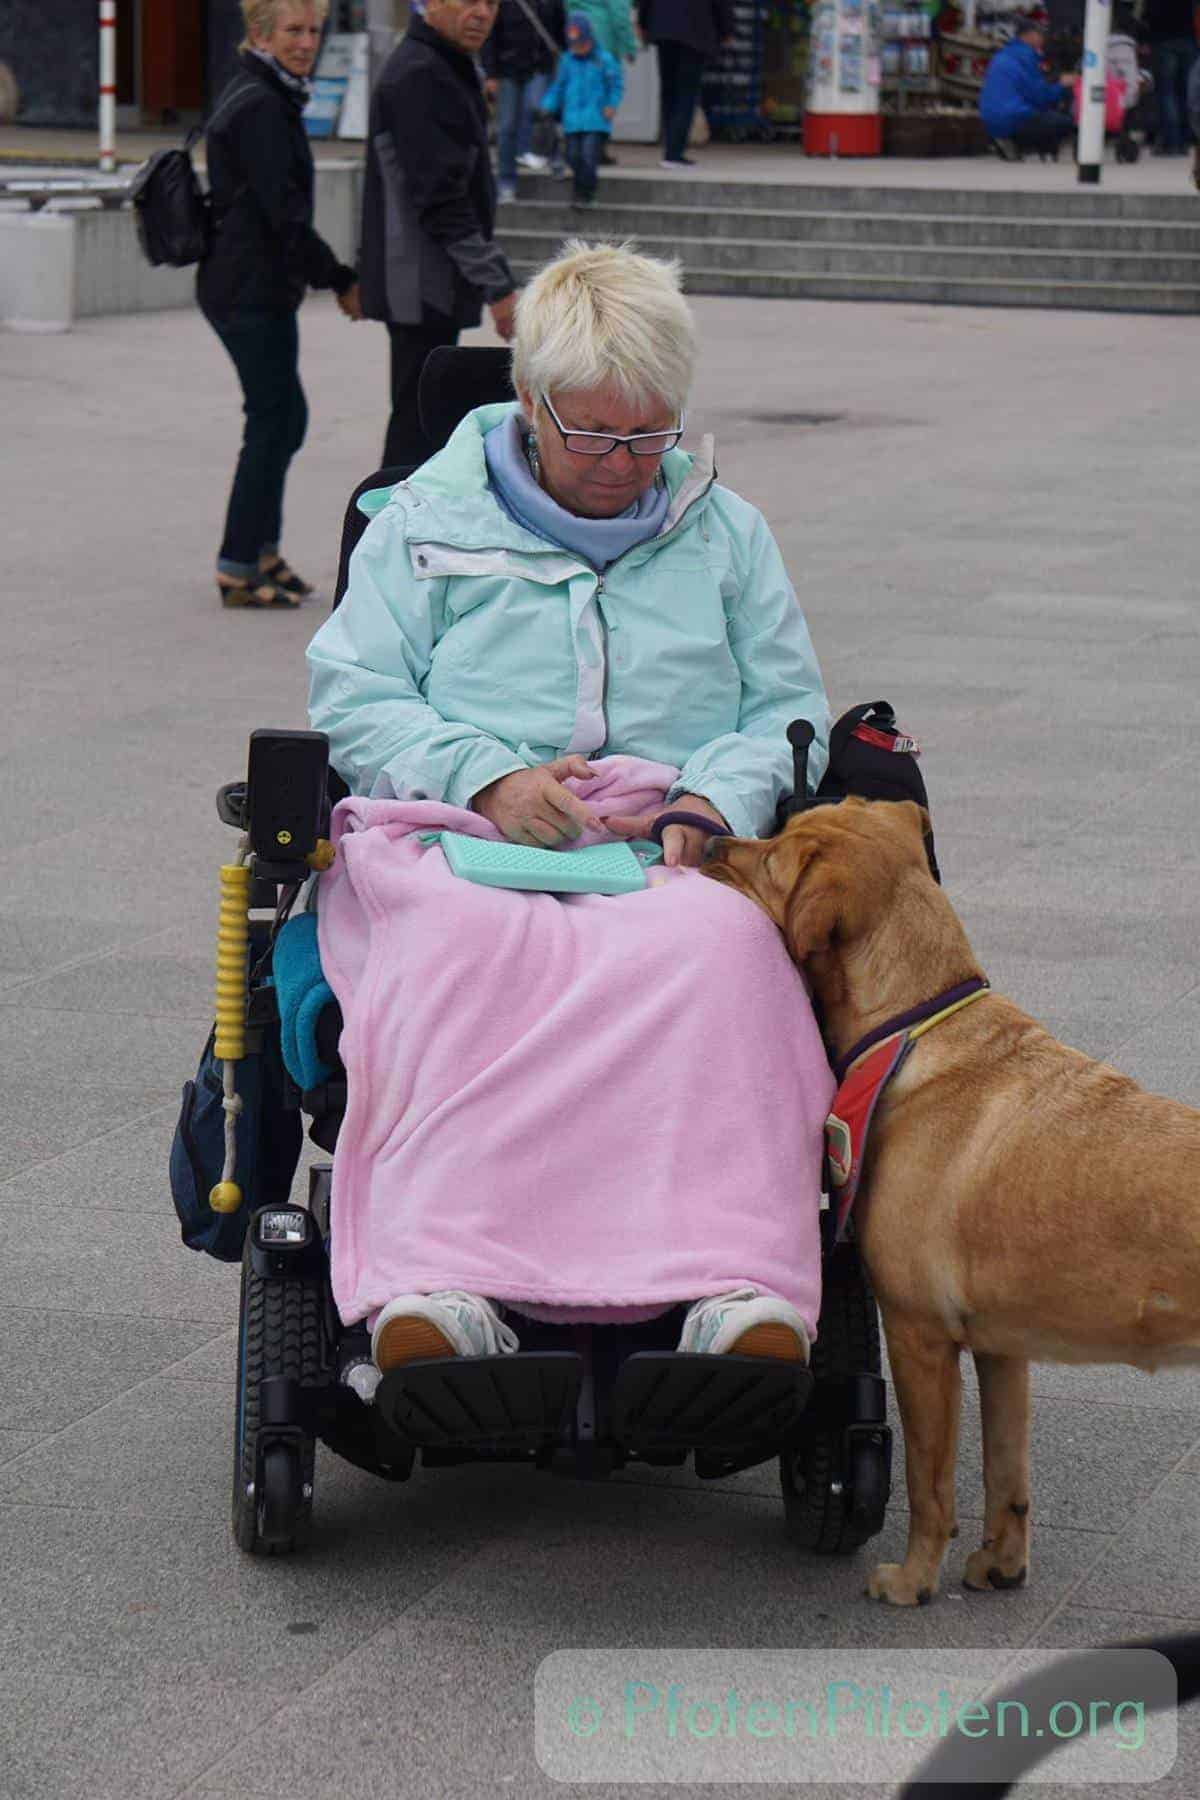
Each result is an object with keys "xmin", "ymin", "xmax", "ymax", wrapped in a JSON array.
[{"xmin": 317, "ymin": 756, "xmax": 834, "ymax": 1337}]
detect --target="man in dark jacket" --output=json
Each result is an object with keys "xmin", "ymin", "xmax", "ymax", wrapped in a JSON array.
[
  {"xmin": 482, "ymin": 0, "xmax": 566, "ymax": 202},
  {"xmin": 1144, "ymin": 0, "xmax": 1199, "ymax": 153},
  {"xmin": 636, "ymin": 0, "xmax": 733, "ymax": 168},
  {"xmin": 360, "ymin": 0, "xmax": 518, "ymax": 468}
]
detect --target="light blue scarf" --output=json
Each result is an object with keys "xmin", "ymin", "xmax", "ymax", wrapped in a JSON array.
[{"xmin": 483, "ymin": 413, "xmax": 670, "ymax": 571}]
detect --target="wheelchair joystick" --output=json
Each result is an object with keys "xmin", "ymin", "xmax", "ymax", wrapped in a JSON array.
[{"xmin": 787, "ymin": 718, "xmax": 815, "ymax": 807}]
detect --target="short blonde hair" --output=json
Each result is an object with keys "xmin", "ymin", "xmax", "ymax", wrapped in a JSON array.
[
  {"xmin": 512, "ymin": 240, "xmax": 696, "ymax": 419},
  {"xmin": 240, "ymin": 0, "xmax": 329, "ymax": 49}
]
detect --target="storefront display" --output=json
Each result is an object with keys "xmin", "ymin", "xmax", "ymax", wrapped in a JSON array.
[
  {"xmin": 702, "ymin": 0, "xmax": 811, "ymax": 140},
  {"xmin": 696, "ymin": 0, "xmax": 1011, "ymax": 156}
]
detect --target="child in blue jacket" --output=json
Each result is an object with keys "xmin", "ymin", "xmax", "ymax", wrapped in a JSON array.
[{"xmin": 538, "ymin": 11, "xmax": 624, "ymax": 205}]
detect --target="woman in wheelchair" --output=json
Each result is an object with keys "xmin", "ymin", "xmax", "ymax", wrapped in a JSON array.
[{"xmin": 306, "ymin": 241, "xmax": 833, "ymax": 1382}]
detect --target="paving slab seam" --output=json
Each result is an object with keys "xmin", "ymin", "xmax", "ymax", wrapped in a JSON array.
[
  {"xmin": 0, "ymin": 1367, "xmax": 242, "ymax": 1481},
  {"xmin": 0, "ymin": 1301, "xmax": 233, "ymax": 1326},
  {"xmin": 0, "ymin": 915, "xmax": 209, "ymax": 1004},
  {"xmin": 0, "ymin": 1102, "xmax": 181, "ymax": 1189},
  {"xmin": 1107, "ymin": 976, "xmax": 1200, "ymax": 1061},
  {"xmin": 1011, "ymin": 1430, "xmax": 1200, "ymax": 1654},
  {"xmin": 0, "ymin": 999, "xmax": 214, "ymax": 1023},
  {"xmin": 160, "ymin": 1549, "xmax": 502, "ymax": 1800}
]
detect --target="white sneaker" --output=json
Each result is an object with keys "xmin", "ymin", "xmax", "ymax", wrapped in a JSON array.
[
  {"xmin": 517, "ymin": 151, "xmax": 549, "ymax": 172},
  {"xmin": 372, "ymin": 1290, "xmax": 520, "ymax": 1372},
  {"xmin": 498, "ymin": 182, "xmax": 517, "ymax": 204},
  {"xmin": 676, "ymin": 1286, "xmax": 810, "ymax": 1362}
]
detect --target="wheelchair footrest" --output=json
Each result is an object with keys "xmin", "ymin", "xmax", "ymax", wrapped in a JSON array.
[
  {"xmin": 611, "ymin": 1354, "xmax": 813, "ymax": 1454},
  {"xmin": 376, "ymin": 1353, "xmax": 583, "ymax": 1450}
]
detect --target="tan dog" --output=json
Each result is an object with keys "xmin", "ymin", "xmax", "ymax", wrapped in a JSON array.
[{"xmin": 705, "ymin": 797, "xmax": 1200, "ymax": 1607}]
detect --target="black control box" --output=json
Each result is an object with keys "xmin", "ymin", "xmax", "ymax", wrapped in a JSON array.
[{"xmin": 246, "ymin": 729, "xmax": 329, "ymax": 867}]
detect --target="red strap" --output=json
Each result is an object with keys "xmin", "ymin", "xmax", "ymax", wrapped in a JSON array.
[
  {"xmin": 825, "ymin": 1033, "xmax": 912, "ymax": 1237},
  {"xmin": 852, "ymin": 723, "xmax": 921, "ymax": 755}
]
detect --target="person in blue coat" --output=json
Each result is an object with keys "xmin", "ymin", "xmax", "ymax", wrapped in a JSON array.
[
  {"xmin": 978, "ymin": 17, "xmax": 1078, "ymax": 158},
  {"xmin": 538, "ymin": 12, "xmax": 624, "ymax": 204}
]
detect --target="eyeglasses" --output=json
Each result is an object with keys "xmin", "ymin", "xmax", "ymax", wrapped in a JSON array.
[{"xmin": 539, "ymin": 392, "xmax": 684, "ymax": 458}]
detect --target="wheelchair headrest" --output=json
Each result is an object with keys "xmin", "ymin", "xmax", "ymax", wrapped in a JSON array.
[{"xmin": 417, "ymin": 346, "xmax": 515, "ymax": 455}]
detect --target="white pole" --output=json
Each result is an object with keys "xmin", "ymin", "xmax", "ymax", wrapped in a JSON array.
[
  {"xmin": 1077, "ymin": 0, "xmax": 1110, "ymax": 185},
  {"xmin": 366, "ymin": 0, "xmax": 395, "ymax": 97},
  {"xmin": 99, "ymin": 0, "xmax": 117, "ymax": 172}
]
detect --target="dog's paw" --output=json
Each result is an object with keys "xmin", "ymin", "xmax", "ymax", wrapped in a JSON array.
[
  {"xmin": 866, "ymin": 1562, "xmax": 936, "ymax": 1607},
  {"xmin": 963, "ymin": 1548, "xmax": 1028, "ymax": 1592}
]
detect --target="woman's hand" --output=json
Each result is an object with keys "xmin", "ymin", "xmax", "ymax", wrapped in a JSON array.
[
  {"xmin": 605, "ymin": 793, "xmax": 728, "ymax": 869},
  {"xmin": 471, "ymin": 756, "xmax": 604, "ymax": 846},
  {"xmin": 337, "ymin": 281, "xmax": 363, "ymax": 320}
]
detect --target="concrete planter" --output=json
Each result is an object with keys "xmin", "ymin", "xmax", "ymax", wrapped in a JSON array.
[{"xmin": 0, "ymin": 159, "xmax": 362, "ymax": 331}]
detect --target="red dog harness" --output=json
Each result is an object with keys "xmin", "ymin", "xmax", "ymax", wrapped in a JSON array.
[{"xmin": 825, "ymin": 977, "xmax": 990, "ymax": 1240}]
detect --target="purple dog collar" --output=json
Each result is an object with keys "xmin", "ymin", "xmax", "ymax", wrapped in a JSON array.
[{"xmin": 648, "ymin": 809, "xmax": 734, "ymax": 846}]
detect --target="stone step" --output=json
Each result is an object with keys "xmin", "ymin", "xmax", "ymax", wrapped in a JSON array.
[
  {"xmin": 501, "ymin": 196, "xmax": 1200, "ymax": 255},
  {"xmin": 504, "ymin": 226, "xmax": 1200, "ymax": 290},
  {"xmin": 510, "ymin": 258, "xmax": 1200, "ymax": 312},
  {"xmin": 518, "ymin": 170, "xmax": 1200, "ymax": 222}
]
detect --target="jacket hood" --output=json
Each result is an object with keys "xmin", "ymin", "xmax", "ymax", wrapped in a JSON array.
[{"xmin": 409, "ymin": 401, "xmax": 715, "ymax": 525}]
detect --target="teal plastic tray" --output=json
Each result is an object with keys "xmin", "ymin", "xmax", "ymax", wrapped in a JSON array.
[{"xmin": 439, "ymin": 832, "xmax": 662, "ymax": 895}]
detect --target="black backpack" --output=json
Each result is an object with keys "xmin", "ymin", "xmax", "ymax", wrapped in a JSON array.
[
  {"xmin": 781, "ymin": 701, "xmax": 940, "ymax": 883},
  {"xmin": 130, "ymin": 129, "xmax": 211, "ymax": 267},
  {"xmin": 130, "ymin": 81, "xmax": 255, "ymax": 269}
]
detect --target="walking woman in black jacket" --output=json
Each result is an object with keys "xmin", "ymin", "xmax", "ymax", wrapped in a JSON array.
[{"xmin": 199, "ymin": 0, "xmax": 360, "ymax": 609}]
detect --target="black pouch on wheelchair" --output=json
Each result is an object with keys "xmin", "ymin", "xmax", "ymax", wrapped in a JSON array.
[
  {"xmin": 169, "ymin": 989, "xmax": 302, "ymax": 1261},
  {"xmin": 817, "ymin": 701, "xmax": 940, "ymax": 882}
]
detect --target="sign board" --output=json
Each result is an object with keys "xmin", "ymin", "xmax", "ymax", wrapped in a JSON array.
[{"xmin": 303, "ymin": 32, "xmax": 359, "ymax": 139}]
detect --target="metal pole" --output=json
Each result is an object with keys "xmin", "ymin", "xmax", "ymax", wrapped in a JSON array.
[
  {"xmin": 1077, "ymin": 0, "xmax": 1110, "ymax": 184},
  {"xmin": 98, "ymin": 0, "xmax": 117, "ymax": 172}
]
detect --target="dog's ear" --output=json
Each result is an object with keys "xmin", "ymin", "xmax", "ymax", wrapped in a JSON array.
[{"xmin": 777, "ymin": 841, "xmax": 846, "ymax": 962}]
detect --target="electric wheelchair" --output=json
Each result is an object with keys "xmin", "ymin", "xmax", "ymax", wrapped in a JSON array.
[{"xmin": 183, "ymin": 350, "xmax": 929, "ymax": 1559}]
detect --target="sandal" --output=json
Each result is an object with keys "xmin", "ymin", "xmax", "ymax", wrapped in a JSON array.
[
  {"xmin": 258, "ymin": 554, "xmax": 315, "ymax": 601},
  {"xmin": 216, "ymin": 572, "xmax": 301, "ymax": 609}
]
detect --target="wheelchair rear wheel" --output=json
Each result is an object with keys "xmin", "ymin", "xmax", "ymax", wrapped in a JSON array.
[
  {"xmin": 781, "ymin": 1240, "xmax": 890, "ymax": 1555},
  {"xmin": 232, "ymin": 1239, "xmax": 325, "ymax": 1555}
]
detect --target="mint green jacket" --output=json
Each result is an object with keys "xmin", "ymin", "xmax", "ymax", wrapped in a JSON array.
[
  {"xmin": 306, "ymin": 404, "xmax": 829, "ymax": 840},
  {"xmin": 577, "ymin": 0, "xmax": 639, "ymax": 60}
]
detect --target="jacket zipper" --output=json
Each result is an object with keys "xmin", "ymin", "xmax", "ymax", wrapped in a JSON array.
[{"xmin": 594, "ymin": 572, "xmax": 610, "ymax": 728}]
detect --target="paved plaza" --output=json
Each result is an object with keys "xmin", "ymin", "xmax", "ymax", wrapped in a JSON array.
[{"xmin": 2, "ymin": 287, "xmax": 1199, "ymax": 1798}]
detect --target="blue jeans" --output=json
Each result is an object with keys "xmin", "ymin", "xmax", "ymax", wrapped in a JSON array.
[
  {"xmin": 496, "ymin": 71, "xmax": 550, "ymax": 182},
  {"xmin": 566, "ymin": 130, "xmax": 604, "ymax": 200},
  {"xmin": 1152, "ymin": 39, "xmax": 1197, "ymax": 151},
  {"xmin": 204, "ymin": 307, "xmax": 307, "ymax": 576}
]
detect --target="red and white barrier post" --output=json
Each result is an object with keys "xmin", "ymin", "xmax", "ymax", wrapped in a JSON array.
[{"xmin": 99, "ymin": 0, "xmax": 117, "ymax": 172}]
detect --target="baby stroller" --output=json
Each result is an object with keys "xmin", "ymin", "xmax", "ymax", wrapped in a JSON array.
[
  {"xmin": 1071, "ymin": 68, "xmax": 1145, "ymax": 163},
  {"xmin": 174, "ymin": 350, "xmax": 933, "ymax": 1561}
]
